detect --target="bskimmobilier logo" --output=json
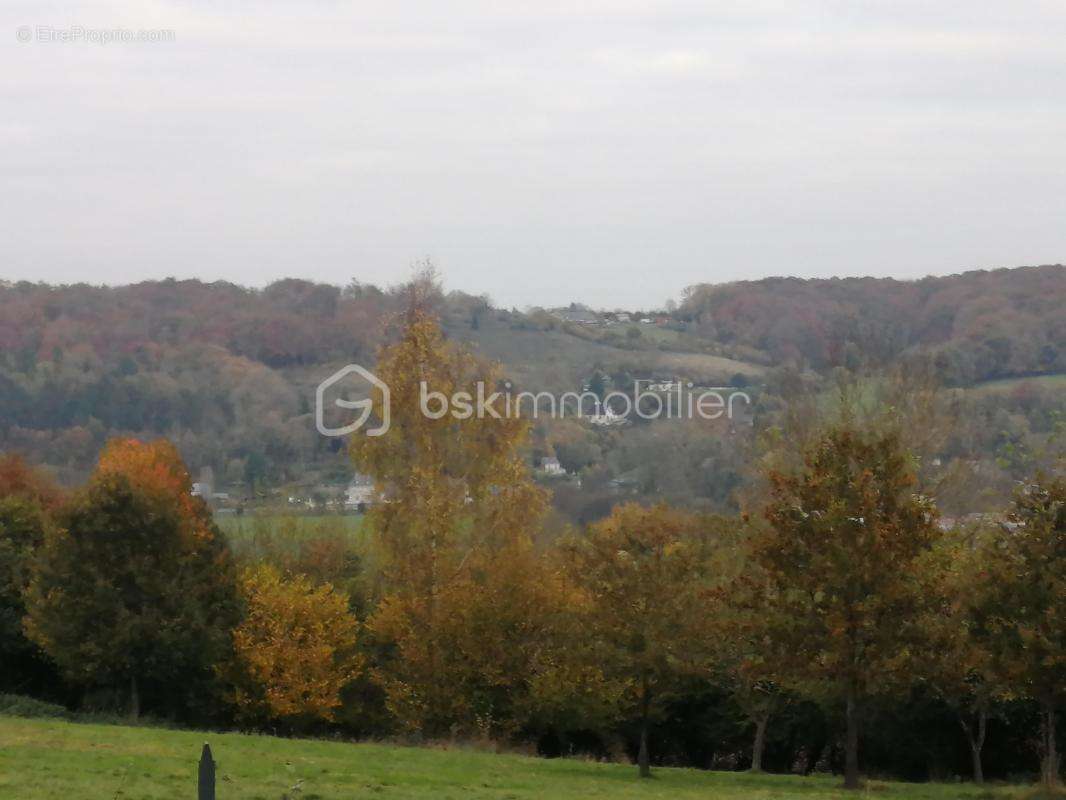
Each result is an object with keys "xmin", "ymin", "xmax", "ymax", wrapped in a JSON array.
[{"xmin": 316, "ymin": 364, "xmax": 752, "ymax": 439}]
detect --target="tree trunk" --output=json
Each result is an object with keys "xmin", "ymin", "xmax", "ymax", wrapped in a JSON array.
[
  {"xmin": 129, "ymin": 675, "xmax": 140, "ymax": 722},
  {"xmin": 959, "ymin": 707, "xmax": 987, "ymax": 785},
  {"xmin": 843, "ymin": 683, "xmax": 860, "ymax": 790},
  {"xmin": 969, "ymin": 743, "xmax": 984, "ymax": 785},
  {"xmin": 1041, "ymin": 701, "xmax": 1060, "ymax": 788},
  {"xmin": 638, "ymin": 722, "xmax": 650, "ymax": 778},
  {"xmin": 751, "ymin": 711, "xmax": 770, "ymax": 773},
  {"xmin": 638, "ymin": 674, "xmax": 651, "ymax": 778}
]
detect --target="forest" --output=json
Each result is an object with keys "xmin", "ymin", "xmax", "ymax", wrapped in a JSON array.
[
  {"xmin": 0, "ymin": 266, "xmax": 1063, "ymax": 524},
  {"xmin": 1, "ymin": 279, "xmax": 1063, "ymax": 790}
]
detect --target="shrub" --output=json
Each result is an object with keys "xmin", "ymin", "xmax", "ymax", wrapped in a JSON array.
[{"xmin": 0, "ymin": 693, "xmax": 69, "ymax": 719}]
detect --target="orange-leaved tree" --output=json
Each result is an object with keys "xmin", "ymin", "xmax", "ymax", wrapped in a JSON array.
[{"xmin": 96, "ymin": 438, "xmax": 210, "ymax": 532}]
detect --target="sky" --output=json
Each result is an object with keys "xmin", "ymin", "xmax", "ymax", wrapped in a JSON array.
[{"xmin": 3, "ymin": 1, "xmax": 1065, "ymax": 309}]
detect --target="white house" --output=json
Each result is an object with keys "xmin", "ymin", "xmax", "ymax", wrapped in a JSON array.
[
  {"xmin": 345, "ymin": 473, "xmax": 377, "ymax": 508},
  {"xmin": 539, "ymin": 456, "xmax": 566, "ymax": 475},
  {"xmin": 586, "ymin": 405, "xmax": 627, "ymax": 426}
]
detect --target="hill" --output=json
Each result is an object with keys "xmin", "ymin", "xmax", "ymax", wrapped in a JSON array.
[
  {"xmin": 0, "ymin": 266, "xmax": 1062, "ymax": 511},
  {"xmin": 680, "ymin": 265, "xmax": 1066, "ymax": 383},
  {"xmin": 0, "ymin": 277, "xmax": 765, "ymax": 488},
  {"xmin": 0, "ymin": 715, "xmax": 1030, "ymax": 800}
]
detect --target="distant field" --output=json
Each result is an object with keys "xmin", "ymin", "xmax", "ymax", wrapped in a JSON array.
[
  {"xmin": 451, "ymin": 323, "xmax": 764, "ymax": 391},
  {"xmin": 966, "ymin": 373, "xmax": 1066, "ymax": 396},
  {"xmin": 0, "ymin": 716, "xmax": 1032, "ymax": 800},
  {"xmin": 216, "ymin": 512, "xmax": 367, "ymax": 561}
]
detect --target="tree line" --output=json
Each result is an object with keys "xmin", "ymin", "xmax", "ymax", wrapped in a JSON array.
[
  {"xmin": 0, "ymin": 297, "xmax": 1062, "ymax": 790},
  {"xmin": 679, "ymin": 265, "xmax": 1066, "ymax": 382}
]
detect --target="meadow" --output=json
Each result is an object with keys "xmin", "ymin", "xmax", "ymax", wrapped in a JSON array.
[
  {"xmin": 0, "ymin": 715, "xmax": 1036, "ymax": 800},
  {"xmin": 216, "ymin": 512, "xmax": 368, "ymax": 560}
]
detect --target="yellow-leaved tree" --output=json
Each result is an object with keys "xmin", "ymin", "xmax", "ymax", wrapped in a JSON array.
[
  {"xmin": 230, "ymin": 564, "xmax": 362, "ymax": 728},
  {"xmin": 351, "ymin": 274, "xmax": 552, "ymax": 737}
]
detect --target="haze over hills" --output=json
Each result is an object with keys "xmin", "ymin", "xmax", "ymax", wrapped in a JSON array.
[{"xmin": 0, "ymin": 264, "xmax": 1063, "ymax": 515}]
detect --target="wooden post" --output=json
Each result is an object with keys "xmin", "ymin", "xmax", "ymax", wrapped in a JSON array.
[{"xmin": 198, "ymin": 743, "xmax": 215, "ymax": 800}]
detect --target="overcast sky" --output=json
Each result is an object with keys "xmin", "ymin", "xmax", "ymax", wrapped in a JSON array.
[{"xmin": 3, "ymin": 1, "xmax": 1065, "ymax": 308}]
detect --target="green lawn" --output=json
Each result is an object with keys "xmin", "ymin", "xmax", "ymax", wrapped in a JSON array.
[{"xmin": 0, "ymin": 715, "xmax": 1031, "ymax": 800}]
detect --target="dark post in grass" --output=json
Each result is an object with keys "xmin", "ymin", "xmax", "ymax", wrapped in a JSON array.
[{"xmin": 198, "ymin": 742, "xmax": 215, "ymax": 800}]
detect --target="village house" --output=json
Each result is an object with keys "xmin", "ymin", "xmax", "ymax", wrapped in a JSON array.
[
  {"xmin": 191, "ymin": 469, "xmax": 232, "ymax": 507},
  {"xmin": 538, "ymin": 456, "xmax": 566, "ymax": 475},
  {"xmin": 586, "ymin": 405, "xmax": 628, "ymax": 426},
  {"xmin": 345, "ymin": 472, "xmax": 378, "ymax": 509}
]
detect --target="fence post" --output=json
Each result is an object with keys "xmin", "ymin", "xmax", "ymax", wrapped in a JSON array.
[{"xmin": 198, "ymin": 742, "xmax": 215, "ymax": 800}]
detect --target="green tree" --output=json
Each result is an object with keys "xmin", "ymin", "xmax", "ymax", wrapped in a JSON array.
[
  {"xmin": 0, "ymin": 498, "xmax": 52, "ymax": 693},
  {"xmin": 243, "ymin": 451, "xmax": 268, "ymax": 491},
  {"xmin": 918, "ymin": 524, "xmax": 1002, "ymax": 784},
  {"xmin": 752, "ymin": 426, "xmax": 941, "ymax": 789},
  {"xmin": 25, "ymin": 470, "xmax": 239, "ymax": 720},
  {"xmin": 976, "ymin": 477, "xmax": 1066, "ymax": 788},
  {"xmin": 0, "ymin": 455, "xmax": 62, "ymax": 695}
]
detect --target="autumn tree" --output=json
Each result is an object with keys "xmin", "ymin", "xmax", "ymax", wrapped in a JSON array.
[
  {"xmin": 229, "ymin": 564, "xmax": 362, "ymax": 728},
  {"xmin": 95, "ymin": 437, "xmax": 212, "ymax": 533},
  {"xmin": 0, "ymin": 454, "xmax": 62, "ymax": 694},
  {"xmin": 976, "ymin": 477, "xmax": 1066, "ymax": 788},
  {"xmin": 516, "ymin": 567, "xmax": 629, "ymax": 744},
  {"xmin": 561, "ymin": 503, "xmax": 711, "ymax": 778},
  {"xmin": 916, "ymin": 523, "xmax": 1003, "ymax": 784},
  {"xmin": 717, "ymin": 543, "xmax": 793, "ymax": 773},
  {"xmin": 0, "ymin": 454, "xmax": 62, "ymax": 509},
  {"xmin": 351, "ymin": 278, "xmax": 550, "ymax": 735},
  {"xmin": 752, "ymin": 425, "xmax": 941, "ymax": 789},
  {"xmin": 24, "ymin": 439, "xmax": 239, "ymax": 720}
]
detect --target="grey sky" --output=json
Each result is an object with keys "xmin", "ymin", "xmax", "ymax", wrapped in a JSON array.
[{"xmin": 3, "ymin": 1, "xmax": 1065, "ymax": 309}]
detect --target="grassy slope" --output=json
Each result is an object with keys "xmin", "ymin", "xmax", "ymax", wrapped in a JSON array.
[
  {"xmin": 965, "ymin": 372, "xmax": 1066, "ymax": 397},
  {"xmin": 448, "ymin": 321, "xmax": 765, "ymax": 388},
  {"xmin": 0, "ymin": 716, "xmax": 1026, "ymax": 800}
]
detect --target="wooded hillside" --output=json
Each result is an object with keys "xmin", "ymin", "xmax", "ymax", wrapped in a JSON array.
[{"xmin": 1, "ymin": 266, "xmax": 1063, "ymax": 490}]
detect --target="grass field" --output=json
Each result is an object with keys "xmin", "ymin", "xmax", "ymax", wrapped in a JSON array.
[
  {"xmin": 965, "ymin": 373, "xmax": 1066, "ymax": 397},
  {"xmin": 216, "ymin": 513, "xmax": 368, "ymax": 558},
  {"xmin": 0, "ymin": 715, "xmax": 1037, "ymax": 800},
  {"xmin": 448, "ymin": 321, "xmax": 765, "ymax": 391}
]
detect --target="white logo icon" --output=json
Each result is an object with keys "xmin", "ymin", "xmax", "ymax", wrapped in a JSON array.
[{"xmin": 316, "ymin": 364, "xmax": 390, "ymax": 437}]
